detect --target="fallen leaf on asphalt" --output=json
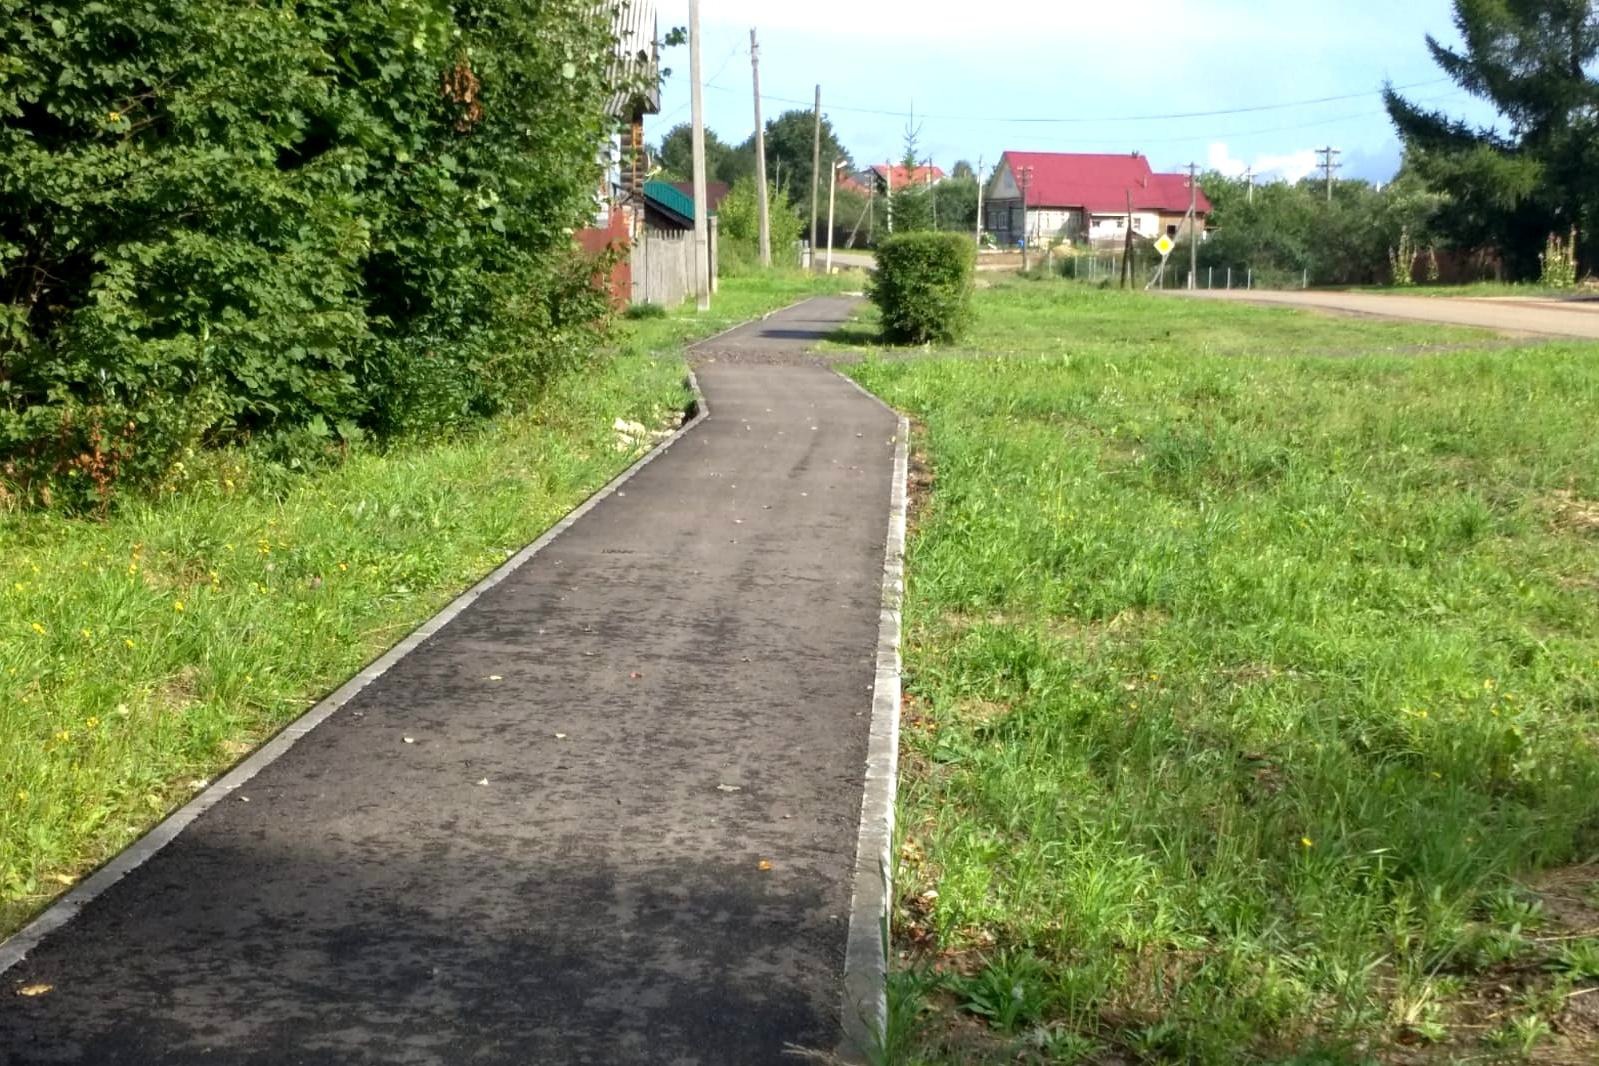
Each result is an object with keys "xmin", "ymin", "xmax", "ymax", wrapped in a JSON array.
[
  {"xmin": 554, "ymin": 733, "xmax": 567, "ymax": 740},
  {"xmin": 477, "ymin": 778, "xmax": 489, "ymax": 786},
  {"xmin": 16, "ymin": 984, "xmax": 51, "ymax": 997},
  {"xmin": 403, "ymin": 737, "xmax": 416, "ymax": 744},
  {"xmin": 487, "ymin": 675, "xmax": 502, "ymax": 681},
  {"xmin": 716, "ymin": 784, "xmax": 741, "ymax": 793},
  {"xmin": 629, "ymin": 671, "xmax": 643, "ymax": 679},
  {"xmin": 757, "ymin": 860, "xmax": 774, "ymax": 872}
]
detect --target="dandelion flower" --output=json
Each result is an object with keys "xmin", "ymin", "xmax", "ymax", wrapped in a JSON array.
[
  {"xmin": 30, "ymin": 622, "xmax": 45, "ymax": 635},
  {"xmin": 1300, "ymin": 837, "xmax": 1314, "ymax": 849}
]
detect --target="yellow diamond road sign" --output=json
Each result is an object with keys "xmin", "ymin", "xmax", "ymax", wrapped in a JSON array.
[{"xmin": 1155, "ymin": 234, "xmax": 1175, "ymax": 257}]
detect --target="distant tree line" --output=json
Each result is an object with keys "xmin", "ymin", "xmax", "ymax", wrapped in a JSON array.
[
  {"xmin": 653, "ymin": 114, "xmax": 983, "ymax": 267},
  {"xmin": 1200, "ymin": 0, "xmax": 1596, "ymax": 287}
]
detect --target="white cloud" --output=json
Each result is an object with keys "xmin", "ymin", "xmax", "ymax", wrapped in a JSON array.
[{"xmin": 1208, "ymin": 142, "xmax": 1321, "ymax": 183}]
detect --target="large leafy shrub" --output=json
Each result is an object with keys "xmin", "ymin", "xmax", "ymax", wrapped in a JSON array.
[
  {"xmin": 870, "ymin": 233, "xmax": 975, "ymax": 344},
  {"xmin": 1, "ymin": 0, "xmax": 621, "ymax": 507},
  {"xmin": 715, "ymin": 177, "xmax": 802, "ymax": 275}
]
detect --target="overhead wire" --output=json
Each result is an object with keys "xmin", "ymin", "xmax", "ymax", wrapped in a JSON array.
[{"xmin": 706, "ymin": 77, "xmax": 1453, "ymax": 125}]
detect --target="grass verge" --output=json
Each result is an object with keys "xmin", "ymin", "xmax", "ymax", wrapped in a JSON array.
[
  {"xmin": 0, "ymin": 269, "xmax": 851, "ymax": 938},
  {"xmin": 1346, "ymin": 281, "xmax": 1599, "ymax": 300},
  {"xmin": 843, "ymin": 278, "xmax": 1599, "ymax": 1064}
]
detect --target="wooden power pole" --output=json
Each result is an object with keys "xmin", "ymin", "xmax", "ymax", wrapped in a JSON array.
[
  {"xmin": 750, "ymin": 28, "xmax": 770, "ymax": 267},
  {"xmin": 975, "ymin": 155, "xmax": 984, "ymax": 247},
  {"xmin": 1120, "ymin": 189, "xmax": 1135, "ymax": 289},
  {"xmin": 1018, "ymin": 166, "xmax": 1033, "ymax": 272},
  {"xmin": 689, "ymin": 0, "xmax": 710, "ymax": 309},
  {"xmin": 1317, "ymin": 146, "xmax": 1341, "ymax": 203},
  {"xmin": 1187, "ymin": 162, "xmax": 1198, "ymax": 290},
  {"xmin": 809, "ymin": 85, "xmax": 822, "ymax": 271}
]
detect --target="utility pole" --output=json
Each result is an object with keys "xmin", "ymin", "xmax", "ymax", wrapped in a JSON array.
[
  {"xmin": 975, "ymin": 155, "xmax": 984, "ymax": 247},
  {"xmin": 1120, "ymin": 189, "xmax": 1135, "ymax": 289},
  {"xmin": 1317, "ymin": 146, "xmax": 1341, "ymax": 203},
  {"xmin": 885, "ymin": 160, "xmax": 893, "ymax": 234},
  {"xmin": 689, "ymin": 0, "xmax": 710, "ymax": 309},
  {"xmin": 1018, "ymin": 166, "xmax": 1033, "ymax": 272},
  {"xmin": 826, "ymin": 159, "xmax": 842, "ymax": 272},
  {"xmin": 867, "ymin": 174, "xmax": 875, "ymax": 244},
  {"xmin": 808, "ymin": 84, "xmax": 822, "ymax": 270},
  {"xmin": 750, "ymin": 28, "xmax": 770, "ymax": 267},
  {"xmin": 1244, "ymin": 165, "xmax": 1254, "ymax": 205},
  {"xmin": 1187, "ymin": 162, "xmax": 1198, "ymax": 290}
]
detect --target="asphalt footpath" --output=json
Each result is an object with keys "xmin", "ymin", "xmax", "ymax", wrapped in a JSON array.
[{"xmin": 0, "ymin": 297, "xmax": 898, "ymax": 1065}]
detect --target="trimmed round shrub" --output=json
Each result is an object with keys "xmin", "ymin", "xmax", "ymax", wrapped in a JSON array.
[{"xmin": 870, "ymin": 233, "xmax": 976, "ymax": 344}]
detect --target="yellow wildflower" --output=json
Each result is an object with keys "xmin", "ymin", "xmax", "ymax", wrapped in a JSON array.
[
  {"xmin": 1300, "ymin": 837, "xmax": 1314, "ymax": 849},
  {"xmin": 174, "ymin": 600, "xmax": 185, "ymax": 612},
  {"xmin": 30, "ymin": 622, "xmax": 45, "ymax": 635},
  {"xmin": 124, "ymin": 638, "xmax": 136, "ymax": 649},
  {"xmin": 86, "ymin": 716, "xmax": 99, "ymax": 729}
]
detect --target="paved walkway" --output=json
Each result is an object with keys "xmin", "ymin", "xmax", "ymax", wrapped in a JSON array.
[
  {"xmin": 1178, "ymin": 288, "xmax": 1599, "ymax": 339},
  {"xmin": 0, "ymin": 299, "xmax": 897, "ymax": 1065}
]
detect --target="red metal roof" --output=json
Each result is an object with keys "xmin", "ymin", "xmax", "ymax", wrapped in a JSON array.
[
  {"xmin": 869, "ymin": 164, "xmax": 945, "ymax": 187},
  {"xmin": 669, "ymin": 180, "xmax": 731, "ymax": 214},
  {"xmin": 1001, "ymin": 152, "xmax": 1210, "ymax": 214}
]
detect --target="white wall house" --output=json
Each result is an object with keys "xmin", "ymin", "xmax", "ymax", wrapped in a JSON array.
[{"xmin": 983, "ymin": 151, "xmax": 1210, "ymax": 249}]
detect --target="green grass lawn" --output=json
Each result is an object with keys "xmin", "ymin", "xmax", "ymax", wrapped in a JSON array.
[
  {"xmin": 843, "ymin": 279, "xmax": 1599, "ymax": 1064},
  {"xmin": 0, "ymin": 270, "xmax": 846, "ymax": 938},
  {"xmin": 1346, "ymin": 281, "xmax": 1599, "ymax": 300}
]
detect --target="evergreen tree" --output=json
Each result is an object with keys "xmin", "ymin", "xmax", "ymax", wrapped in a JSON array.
[
  {"xmin": 1385, "ymin": 1, "xmax": 1599, "ymax": 277},
  {"xmin": 889, "ymin": 124, "xmax": 934, "ymax": 232}
]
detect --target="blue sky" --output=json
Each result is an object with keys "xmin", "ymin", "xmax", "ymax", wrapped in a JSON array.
[{"xmin": 651, "ymin": 0, "xmax": 1501, "ymax": 184}]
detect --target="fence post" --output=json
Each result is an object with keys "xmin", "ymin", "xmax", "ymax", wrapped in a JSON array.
[
  {"xmin": 1208, "ymin": 266, "xmax": 1213, "ymax": 290},
  {"xmin": 1247, "ymin": 268, "xmax": 1253, "ymax": 290}
]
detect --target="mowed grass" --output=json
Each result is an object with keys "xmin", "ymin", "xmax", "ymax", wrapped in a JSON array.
[
  {"xmin": 845, "ymin": 279, "xmax": 1599, "ymax": 1064},
  {"xmin": 0, "ymin": 271, "xmax": 846, "ymax": 938}
]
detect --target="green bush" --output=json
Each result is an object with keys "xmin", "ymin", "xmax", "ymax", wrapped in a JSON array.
[
  {"xmin": 870, "ymin": 233, "xmax": 976, "ymax": 344},
  {"xmin": 716, "ymin": 177, "xmax": 802, "ymax": 273},
  {"xmin": 1, "ymin": 0, "xmax": 622, "ymax": 508}
]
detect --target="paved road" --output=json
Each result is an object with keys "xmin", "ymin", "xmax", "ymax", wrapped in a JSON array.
[
  {"xmin": 0, "ymin": 299, "xmax": 896, "ymax": 1065},
  {"xmin": 1179, "ymin": 288, "xmax": 1599, "ymax": 339},
  {"xmin": 824, "ymin": 251, "xmax": 874, "ymax": 272}
]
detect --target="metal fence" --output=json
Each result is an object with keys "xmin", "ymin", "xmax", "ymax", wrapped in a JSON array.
[{"xmin": 1060, "ymin": 255, "xmax": 1311, "ymax": 291}]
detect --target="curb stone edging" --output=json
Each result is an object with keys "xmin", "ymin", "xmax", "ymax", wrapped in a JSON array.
[
  {"xmin": 0, "ymin": 368, "xmax": 710, "ymax": 977},
  {"xmin": 836, "ymin": 369, "xmax": 911, "ymax": 1064}
]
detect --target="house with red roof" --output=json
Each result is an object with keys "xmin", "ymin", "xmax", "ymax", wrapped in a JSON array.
[
  {"xmin": 858, "ymin": 163, "xmax": 946, "ymax": 195},
  {"xmin": 984, "ymin": 152, "xmax": 1210, "ymax": 249}
]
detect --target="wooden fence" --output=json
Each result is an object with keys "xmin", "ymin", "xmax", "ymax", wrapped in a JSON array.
[{"xmin": 630, "ymin": 221, "xmax": 718, "ymax": 308}]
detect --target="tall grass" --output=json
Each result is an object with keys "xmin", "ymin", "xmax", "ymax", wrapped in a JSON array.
[{"xmin": 847, "ymin": 280, "xmax": 1599, "ymax": 1064}]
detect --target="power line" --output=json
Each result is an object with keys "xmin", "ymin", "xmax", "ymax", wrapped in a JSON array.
[
  {"xmin": 976, "ymin": 91, "xmax": 1469, "ymax": 150},
  {"xmin": 707, "ymin": 76, "xmax": 1451, "ymax": 125}
]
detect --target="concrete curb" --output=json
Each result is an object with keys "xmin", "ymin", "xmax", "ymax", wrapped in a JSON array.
[
  {"xmin": 837, "ymin": 368, "xmax": 910, "ymax": 1063},
  {"xmin": 0, "ymin": 370, "xmax": 710, "ymax": 977}
]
